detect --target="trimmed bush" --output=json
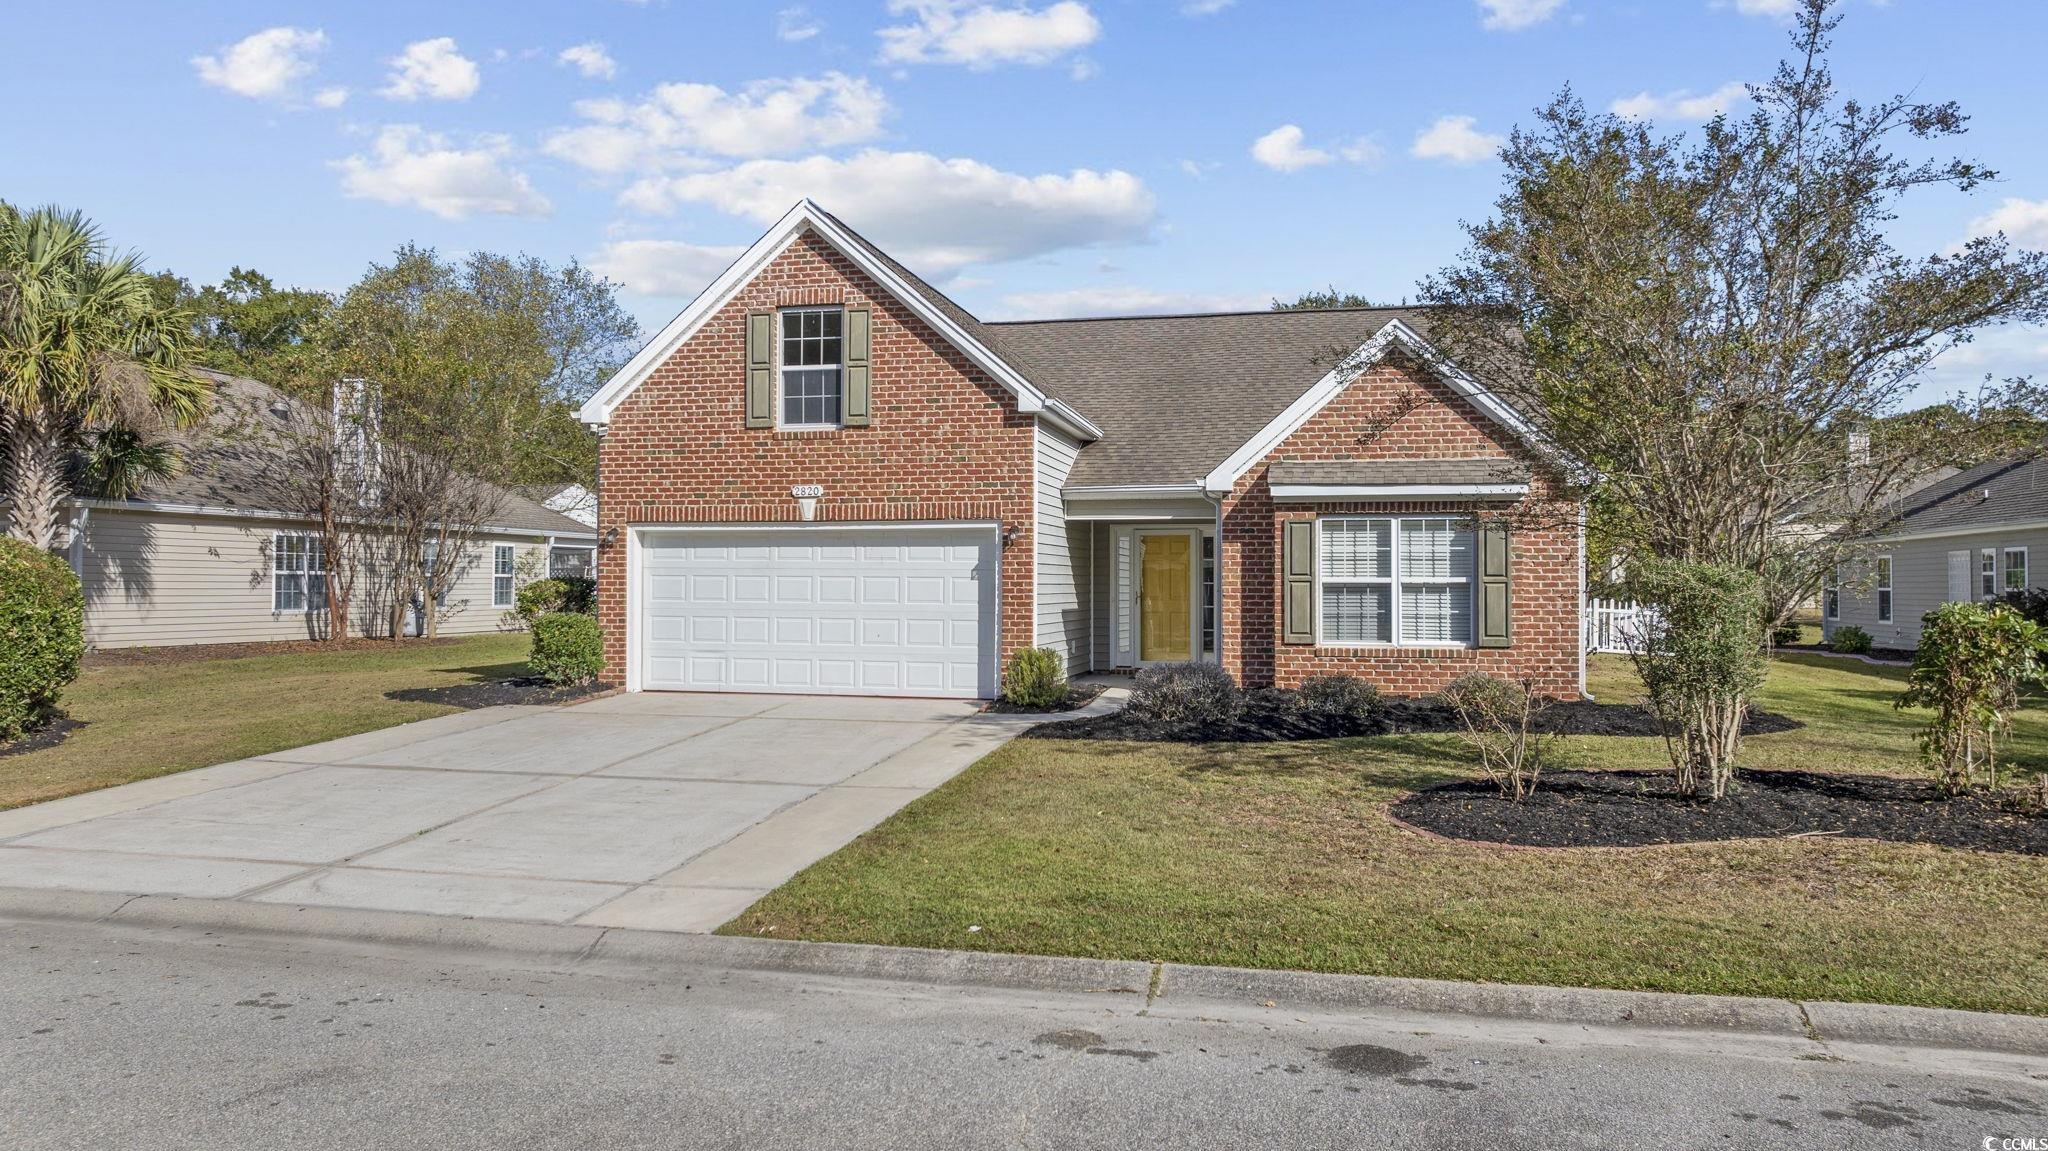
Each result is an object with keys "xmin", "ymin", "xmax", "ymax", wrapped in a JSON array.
[
  {"xmin": 1770, "ymin": 622, "xmax": 1802, "ymax": 648},
  {"xmin": 1128, "ymin": 661, "xmax": 1243, "ymax": 726},
  {"xmin": 516, "ymin": 576, "xmax": 596, "ymax": 623},
  {"xmin": 0, "ymin": 538, "xmax": 85, "ymax": 740},
  {"xmin": 1002, "ymin": 646, "xmax": 1067, "ymax": 708},
  {"xmin": 1624, "ymin": 558, "xmax": 1769, "ymax": 800},
  {"xmin": 1830, "ymin": 624, "xmax": 1873, "ymax": 655},
  {"xmin": 1292, "ymin": 674, "xmax": 1382, "ymax": 726},
  {"xmin": 529, "ymin": 612, "xmax": 603, "ymax": 685}
]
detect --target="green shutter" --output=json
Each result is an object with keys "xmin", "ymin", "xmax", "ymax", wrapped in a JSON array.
[
  {"xmin": 843, "ymin": 307, "xmax": 871, "ymax": 427},
  {"xmin": 1283, "ymin": 519, "xmax": 1316, "ymax": 645},
  {"xmin": 1476, "ymin": 521, "xmax": 1511, "ymax": 649},
  {"xmin": 745, "ymin": 310, "xmax": 774, "ymax": 428}
]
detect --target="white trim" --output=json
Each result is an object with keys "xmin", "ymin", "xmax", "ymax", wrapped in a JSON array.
[
  {"xmin": 1315, "ymin": 515, "xmax": 1477, "ymax": 649},
  {"xmin": 1876, "ymin": 553, "xmax": 1894, "ymax": 623},
  {"xmin": 1859, "ymin": 517, "xmax": 2048, "ymax": 546},
  {"xmin": 2004, "ymin": 545, "xmax": 2029, "ymax": 593},
  {"xmin": 270, "ymin": 529, "xmax": 327, "ymax": 616},
  {"xmin": 1063, "ymin": 484, "xmax": 1207, "ymax": 499},
  {"xmin": 624, "ymin": 520, "xmax": 1003, "ymax": 697},
  {"xmin": 1982, "ymin": 546, "xmax": 1999, "ymax": 600},
  {"xmin": 1575, "ymin": 500, "xmax": 1587, "ymax": 699},
  {"xmin": 73, "ymin": 498, "xmax": 594, "ymax": 542},
  {"xmin": 775, "ymin": 304, "xmax": 847, "ymax": 431},
  {"xmin": 491, "ymin": 544, "xmax": 516, "ymax": 608},
  {"xmin": 578, "ymin": 200, "xmax": 1102, "ymax": 440},
  {"xmin": 1269, "ymin": 482, "xmax": 1530, "ymax": 501},
  {"xmin": 1200, "ymin": 319, "xmax": 1585, "ymax": 495}
]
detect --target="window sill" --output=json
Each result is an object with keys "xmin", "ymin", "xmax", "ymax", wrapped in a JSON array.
[
  {"xmin": 771, "ymin": 425, "xmax": 845, "ymax": 439},
  {"xmin": 1312, "ymin": 642, "xmax": 1478, "ymax": 654}
]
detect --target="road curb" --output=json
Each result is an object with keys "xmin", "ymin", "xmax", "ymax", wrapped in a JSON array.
[{"xmin": 1, "ymin": 885, "xmax": 2041, "ymax": 1054}]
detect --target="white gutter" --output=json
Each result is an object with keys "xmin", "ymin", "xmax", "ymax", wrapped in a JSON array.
[
  {"xmin": 76, "ymin": 498, "xmax": 597, "ymax": 542},
  {"xmin": 1268, "ymin": 483, "xmax": 1531, "ymax": 501}
]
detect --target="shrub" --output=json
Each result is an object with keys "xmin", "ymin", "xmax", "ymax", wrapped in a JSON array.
[
  {"xmin": 1894, "ymin": 602, "xmax": 2047, "ymax": 795},
  {"xmin": 1292, "ymin": 674, "xmax": 1382, "ymax": 728},
  {"xmin": 1830, "ymin": 624, "xmax": 1873, "ymax": 655},
  {"xmin": 1128, "ymin": 661, "xmax": 1243, "ymax": 726},
  {"xmin": 1002, "ymin": 647, "xmax": 1067, "ymax": 708},
  {"xmin": 1624, "ymin": 558, "xmax": 1769, "ymax": 800},
  {"xmin": 516, "ymin": 576, "xmax": 596, "ymax": 623},
  {"xmin": 1436, "ymin": 673, "xmax": 1552, "ymax": 800},
  {"xmin": 1770, "ymin": 622, "xmax": 1802, "ymax": 648},
  {"xmin": 0, "ymin": 538, "xmax": 85, "ymax": 740},
  {"xmin": 529, "ymin": 612, "xmax": 603, "ymax": 685},
  {"xmin": 1996, "ymin": 587, "xmax": 2048, "ymax": 628}
]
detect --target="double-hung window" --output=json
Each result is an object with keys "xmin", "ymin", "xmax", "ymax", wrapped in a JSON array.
[
  {"xmin": 1983, "ymin": 547, "xmax": 1999, "ymax": 599},
  {"xmin": 492, "ymin": 545, "xmax": 516, "ymax": 608},
  {"xmin": 2004, "ymin": 547, "xmax": 2028, "ymax": 593},
  {"xmin": 1823, "ymin": 571, "xmax": 1839, "ymax": 621},
  {"xmin": 1875, "ymin": 555, "xmax": 1893, "ymax": 623},
  {"xmin": 1319, "ymin": 517, "xmax": 1474, "ymax": 646},
  {"xmin": 780, "ymin": 307, "xmax": 843, "ymax": 427},
  {"xmin": 273, "ymin": 532, "xmax": 327, "ymax": 614}
]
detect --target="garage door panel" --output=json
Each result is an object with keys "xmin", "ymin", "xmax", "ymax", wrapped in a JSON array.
[{"xmin": 639, "ymin": 527, "xmax": 995, "ymax": 699}]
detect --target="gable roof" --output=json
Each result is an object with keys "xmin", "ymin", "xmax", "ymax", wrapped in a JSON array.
[
  {"xmin": 95, "ymin": 369, "xmax": 594, "ymax": 538},
  {"xmin": 1868, "ymin": 451, "xmax": 2048, "ymax": 539}
]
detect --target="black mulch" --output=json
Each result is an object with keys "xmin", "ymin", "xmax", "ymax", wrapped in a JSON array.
[
  {"xmin": 386, "ymin": 677, "xmax": 611, "ymax": 710},
  {"xmin": 1391, "ymin": 769, "xmax": 2048, "ymax": 855},
  {"xmin": 0, "ymin": 716, "xmax": 83, "ymax": 758},
  {"xmin": 982, "ymin": 683, "xmax": 1108, "ymax": 715},
  {"xmin": 1022, "ymin": 689, "xmax": 1800, "ymax": 744}
]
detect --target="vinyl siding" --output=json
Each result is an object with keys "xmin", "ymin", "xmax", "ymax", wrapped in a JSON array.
[
  {"xmin": 1822, "ymin": 525, "xmax": 2048, "ymax": 649},
  {"xmin": 1033, "ymin": 422, "xmax": 1093, "ymax": 673},
  {"xmin": 77, "ymin": 507, "xmax": 550, "ymax": 648}
]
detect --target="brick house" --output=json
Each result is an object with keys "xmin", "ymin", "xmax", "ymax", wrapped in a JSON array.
[{"xmin": 579, "ymin": 201, "xmax": 1587, "ymax": 700}]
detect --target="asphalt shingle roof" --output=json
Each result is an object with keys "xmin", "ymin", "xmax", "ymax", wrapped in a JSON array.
[
  {"xmin": 1266, "ymin": 458, "xmax": 1530, "ymax": 487},
  {"xmin": 1875, "ymin": 452, "xmax": 2048, "ymax": 537}
]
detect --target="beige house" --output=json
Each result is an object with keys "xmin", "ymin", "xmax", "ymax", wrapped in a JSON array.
[{"xmin": 62, "ymin": 371, "xmax": 596, "ymax": 649}]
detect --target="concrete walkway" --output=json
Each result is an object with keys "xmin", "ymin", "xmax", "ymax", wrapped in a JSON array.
[{"xmin": 0, "ymin": 689, "xmax": 1122, "ymax": 933}]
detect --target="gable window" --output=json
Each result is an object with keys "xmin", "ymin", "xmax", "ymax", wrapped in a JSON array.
[
  {"xmin": 780, "ymin": 307, "xmax": 843, "ymax": 427},
  {"xmin": 493, "ymin": 545, "xmax": 516, "ymax": 608},
  {"xmin": 1319, "ymin": 517, "xmax": 1473, "ymax": 646},
  {"xmin": 2005, "ymin": 547, "xmax": 2028, "ymax": 593},
  {"xmin": 1983, "ymin": 547, "xmax": 1999, "ymax": 599},
  {"xmin": 1875, "ymin": 554, "xmax": 1893, "ymax": 623},
  {"xmin": 273, "ymin": 532, "xmax": 327, "ymax": 614},
  {"xmin": 1824, "ymin": 570, "xmax": 1839, "ymax": 621}
]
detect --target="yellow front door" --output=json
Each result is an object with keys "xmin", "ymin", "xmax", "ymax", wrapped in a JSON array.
[{"xmin": 1139, "ymin": 533, "xmax": 1193, "ymax": 663}]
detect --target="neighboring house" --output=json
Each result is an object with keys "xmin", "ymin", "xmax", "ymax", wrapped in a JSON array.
[
  {"xmin": 513, "ymin": 482, "xmax": 599, "ymax": 577},
  {"xmin": 65, "ymin": 370, "xmax": 596, "ymax": 648},
  {"xmin": 578, "ymin": 201, "xmax": 1586, "ymax": 701},
  {"xmin": 1823, "ymin": 450, "xmax": 2047, "ymax": 650}
]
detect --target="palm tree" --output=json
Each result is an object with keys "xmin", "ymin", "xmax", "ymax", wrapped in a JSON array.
[{"xmin": 0, "ymin": 204, "xmax": 209, "ymax": 549}]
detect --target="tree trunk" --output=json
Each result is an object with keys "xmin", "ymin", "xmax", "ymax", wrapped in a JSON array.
[{"xmin": 2, "ymin": 409, "xmax": 71, "ymax": 551}]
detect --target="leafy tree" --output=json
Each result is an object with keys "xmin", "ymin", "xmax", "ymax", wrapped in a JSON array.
[
  {"xmin": 0, "ymin": 204, "xmax": 210, "ymax": 549},
  {"xmin": 1895, "ymin": 602, "xmax": 2046, "ymax": 794},
  {"xmin": 146, "ymin": 266, "xmax": 334, "ymax": 382},
  {"xmin": 1272, "ymin": 286, "xmax": 1377, "ymax": 311},
  {"xmin": 1418, "ymin": 0, "xmax": 2048, "ymax": 623}
]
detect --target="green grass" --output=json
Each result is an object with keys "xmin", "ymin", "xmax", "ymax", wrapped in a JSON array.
[
  {"xmin": 726, "ymin": 653, "xmax": 2048, "ymax": 1015},
  {"xmin": 1, "ymin": 634, "xmax": 531, "ymax": 810}
]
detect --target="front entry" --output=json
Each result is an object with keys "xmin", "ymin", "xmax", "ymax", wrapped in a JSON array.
[{"xmin": 1138, "ymin": 531, "xmax": 1195, "ymax": 663}]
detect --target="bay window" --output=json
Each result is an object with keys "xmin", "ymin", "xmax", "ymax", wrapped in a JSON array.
[{"xmin": 1318, "ymin": 517, "xmax": 1475, "ymax": 646}]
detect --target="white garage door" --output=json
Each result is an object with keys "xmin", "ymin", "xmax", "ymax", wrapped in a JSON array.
[{"xmin": 638, "ymin": 526, "xmax": 998, "ymax": 698}]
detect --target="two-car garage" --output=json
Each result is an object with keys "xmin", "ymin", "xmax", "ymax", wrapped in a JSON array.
[{"xmin": 631, "ymin": 525, "xmax": 999, "ymax": 699}]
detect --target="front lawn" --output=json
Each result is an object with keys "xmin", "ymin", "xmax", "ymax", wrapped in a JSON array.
[
  {"xmin": 726, "ymin": 654, "xmax": 2048, "ymax": 1016},
  {"xmin": 0, "ymin": 634, "xmax": 532, "ymax": 810}
]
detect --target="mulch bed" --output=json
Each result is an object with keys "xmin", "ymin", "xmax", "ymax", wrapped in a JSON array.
[
  {"xmin": 982, "ymin": 683, "xmax": 1108, "ymax": 715},
  {"xmin": 1391, "ymin": 769, "xmax": 2048, "ymax": 855},
  {"xmin": 0, "ymin": 716, "xmax": 84, "ymax": 759},
  {"xmin": 386, "ymin": 677, "xmax": 610, "ymax": 710},
  {"xmin": 86, "ymin": 636, "xmax": 478, "ymax": 668},
  {"xmin": 1024, "ymin": 689, "xmax": 1799, "ymax": 744}
]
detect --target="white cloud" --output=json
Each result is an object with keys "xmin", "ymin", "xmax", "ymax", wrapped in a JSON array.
[
  {"xmin": 1250, "ymin": 125, "xmax": 1378, "ymax": 173},
  {"xmin": 1731, "ymin": 0, "xmax": 1797, "ymax": 16},
  {"xmin": 334, "ymin": 126, "xmax": 551, "ymax": 219},
  {"xmin": 879, "ymin": 1, "xmax": 1101, "ymax": 68},
  {"xmin": 1181, "ymin": 0, "xmax": 1236, "ymax": 13},
  {"xmin": 1610, "ymin": 81, "xmax": 1748, "ymax": 121},
  {"xmin": 1963, "ymin": 198, "xmax": 2048, "ymax": 250},
  {"xmin": 558, "ymin": 42, "xmax": 617, "ymax": 80},
  {"xmin": 622, "ymin": 149, "xmax": 1155, "ymax": 274},
  {"xmin": 1478, "ymin": 0, "xmax": 1565, "ymax": 30},
  {"xmin": 991, "ymin": 286, "xmax": 1266, "ymax": 320},
  {"xmin": 382, "ymin": 37, "xmax": 481, "ymax": 101},
  {"xmin": 777, "ymin": 6, "xmax": 822, "ymax": 41},
  {"xmin": 1411, "ymin": 115, "xmax": 1503, "ymax": 165},
  {"xmin": 588, "ymin": 238, "xmax": 747, "ymax": 298},
  {"xmin": 193, "ymin": 27, "xmax": 327, "ymax": 101},
  {"xmin": 544, "ymin": 73, "xmax": 889, "ymax": 173},
  {"xmin": 313, "ymin": 87, "xmax": 350, "ymax": 109}
]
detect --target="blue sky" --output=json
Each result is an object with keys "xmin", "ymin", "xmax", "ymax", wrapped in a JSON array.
[{"xmin": 4, "ymin": 0, "xmax": 2044, "ymax": 405}]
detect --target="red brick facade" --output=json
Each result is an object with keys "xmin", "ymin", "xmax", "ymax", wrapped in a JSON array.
[
  {"xmin": 1219, "ymin": 360, "xmax": 1584, "ymax": 699},
  {"xmin": 593, "ymin": 231, "xmax": 1038, "ymax": 683}
]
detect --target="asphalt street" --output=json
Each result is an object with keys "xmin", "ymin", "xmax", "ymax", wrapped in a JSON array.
[{"xmin": 3, "ymin": 915, "xmax": 2044, "ymax": 1150}]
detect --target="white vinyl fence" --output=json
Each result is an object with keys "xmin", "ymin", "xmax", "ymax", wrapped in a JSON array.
[{"xmin": 1584, "ymin": 598, "xmax": 1654, "ymax": 654}]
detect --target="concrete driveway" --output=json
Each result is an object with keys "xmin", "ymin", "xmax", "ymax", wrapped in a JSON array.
[{"xmin": 0, "ymin": 692, "xmax": 1057, "ymax": 932}]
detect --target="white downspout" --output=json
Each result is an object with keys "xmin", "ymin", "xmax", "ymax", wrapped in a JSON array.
[{"xmin": 1207, "ymin": 489, "xmax": 1226, "ymax": 673}]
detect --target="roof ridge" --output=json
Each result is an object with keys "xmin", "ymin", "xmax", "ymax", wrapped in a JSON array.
[{"xmin": 986, "ymin": 304, "xmax": 1425, "ymax": 326}]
